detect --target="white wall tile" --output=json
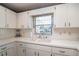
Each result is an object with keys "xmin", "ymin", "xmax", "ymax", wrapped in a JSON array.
[
  {"xmin": 0, "ymin": 28, "xmax": 16, "ymax": 40},
  {"xmin": 20, "ymin": 28, "xmax": 79, "ymax": 41}
]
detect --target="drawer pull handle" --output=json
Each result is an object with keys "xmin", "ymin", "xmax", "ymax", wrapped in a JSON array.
[
  {"xmin": 23, "ymin": 49, "xmax": 25, "ymax": 53},
  {"xmin": 65, "ymin": 22, "xmax": 66, "ymax": 27},
  {"xmin": 19, "ymin": 44, "xmax": 23, "ymax": 46},
  {"xmin": 6, "ymin": 51, "xmax": 7, "ymax": 56},
  {"xmin": 59, "ymin": 51, "xmax": 65, "ymax": 53},
  {"xmin": 38, "ymin": 52, "xmax": 39, "ymax": 56},
  {"xmin": 69, "ymin": 22, "xmax": 70, "ymax": 27},
  {"xmin": 51, "ymin": 54, "xmax": 52, "ymax": 56}
]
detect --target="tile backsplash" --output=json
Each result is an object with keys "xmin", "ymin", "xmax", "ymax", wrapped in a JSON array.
[
  {"xmin": 20, "ymin": 29, "xmax": 32, "ymax": 38},
  {"xmin": 20, "ymin": 28, "xmax": 79, "ymax": 41},
  {"xmin": 53, "ymin": 28, "xmax": 79, "ymax": 40},
  {"xmin": 0, "ymin": 28, "xmax": 16, "ymax": 39}
]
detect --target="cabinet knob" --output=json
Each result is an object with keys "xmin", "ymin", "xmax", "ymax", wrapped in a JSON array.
[
  {"xmin": 59, "ymin": 50, "xmax": 65, "ymax": 53},
  {"xmin": 38, "ymin": 52, "xmax": 39, "ymax": 56},
  {"xmin": 6, "ymin": 51, "xmax": 7, "ymax": 56},
  {"xmin": 19, "ymin": 44, "xmax": 23, "ymax": 46},
  {"xmin": 69, "ymin": 22, "xmax": 70, "ymax": 27},
  {"xmin": 23, "ymin": 49, "xmax": 25, "ymax": 53},
  {"xmin": 51, "ymin": 53, "xmax": 52, "ymax": 56},
  {"xmin": 54, "ymin": 7, "xmax": 56, "ymax": 9},
  {"xmin": 1, "ymin": 53, "xmax": 3, "ymax": 56}
]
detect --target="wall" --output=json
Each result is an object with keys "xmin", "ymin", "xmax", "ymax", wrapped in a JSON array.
[{"xmin": 0, "ymin": 28, "xmax": 16, "ymax": 40}]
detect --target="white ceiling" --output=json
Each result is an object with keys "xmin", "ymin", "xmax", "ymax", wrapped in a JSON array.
[{"xmin": 1, "ymin": 3, "xmax": 62, "ymax": 12}]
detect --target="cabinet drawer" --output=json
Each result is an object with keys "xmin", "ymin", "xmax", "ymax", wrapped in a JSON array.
[
  {"xmin": 24, "ymin": 43, "xmax": 39, "ymax": 49},
  {"xmin": 7, "ymin": 43, "xmax": 15, "ymax": 48},
  {"xmin": 17, "ymin": 42, "xmax": 39, "ymax": 49},
  {"xmin": 0, "ymin": 42, "xmax": 15, "ymax": 51},
  {"xmin": 53, "ymin": 53, "xmax": 66, "ymax": 56},
  {"xmin": 39, "ymin": 45, "xmax": 51, "ymax": 51},
  {"xmin": 77, "ymin": 51, "xmax": 79, "ymax": 56},
  {"xmin": 16, "ymin": 42, "xmax": 23, "ymax": 46},
  {"xmin": 52, "ymin": 47, "xmax": 77, "ymax": 56}
]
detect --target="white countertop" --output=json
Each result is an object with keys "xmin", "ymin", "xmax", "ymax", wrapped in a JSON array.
[{"xmin": 0, "ymin": 37, "xmax": 79, "ymax": 50}]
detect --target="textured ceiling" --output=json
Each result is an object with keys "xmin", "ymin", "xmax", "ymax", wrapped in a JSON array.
[{"xmin": 1, "ymin": 3, "xmax": 62, "ymax": 12}]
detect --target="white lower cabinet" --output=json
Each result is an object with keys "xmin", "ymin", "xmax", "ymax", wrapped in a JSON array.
[
  {"xmin": 53, "ymin": 53, "xmax": 65, "ymax": 56},
  {"xmin": 17, "ymin": 46, "xmax": 26, "ymax": 56},
  {"xmin": 0, "ymin": 42, "xmax": 78, "ymax": 56},
  {"xmin": 7, "ymin": 47, "xmax": 17, "ymax": 56},
  {"xmin": 17, "ymin": 43, "xmax": 38, "ymax": 56},
  {"xmin": 38, "ymin": 45, "xmax": 51, "ymax": 56},
  {"xmin": 0, "ymin": 47, "xmax": 7, "ymax": 56},
  {"xmin": 26, "ymin": 48, "xmax": 51, "ymax": 56},
  {"xmin": 52, "ymin": 47, "xmax": 77, "ymax": 56},
  {"xmin": 38, "ymin": 50, "xmax": 51, "ymax": 56},
  {"xmin": 16, "ymin": 42, "xmax": 78, "ymax": 56},
  {"xmin": 17, "ymin": 42, "xmax": 51, "ymax": 56},
  {"xmin": 0, "ymin": 52, "xmax": 2, "ymax": 56},
  {"xmin": 25, "ymin": 47, "xmax": 51, "ymax": 56},
  {"xmin": 0, "ymin": 42, "xmax": 17, "ymax": 56},
  {"xmin": 26, "ymin": 47, "xmax": 37, "ymax": 56},
  {"xmin": 1, "ymin": 50, "xmax": 7, "ymax": 56}
]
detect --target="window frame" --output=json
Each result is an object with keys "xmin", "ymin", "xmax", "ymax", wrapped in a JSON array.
[{"xmin": 33, "ymin": 14, "xmax": 53, "ymax": 35}]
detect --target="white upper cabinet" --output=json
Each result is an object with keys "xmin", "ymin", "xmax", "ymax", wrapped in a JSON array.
[
  {"xmin": 54, "ymin": 4, "xmax": 79, "ymax": 28},
  {"xmin": 6, "ymin": 9, "xmax": 16, "ymax": 28},
  {"xmin": 54, "ymin": 4, "xmax": 68, "ymax": 28},
  {"xmin": 68, "ymin": 4, "xmax": 79, "ymax": 27},
  {"xmin": 17, "ymin": 11, "xmax": 33, "ymax": 29},
  {"xmin": 0, "ymin": 5, "xmax": 6, "ymax": 28}
]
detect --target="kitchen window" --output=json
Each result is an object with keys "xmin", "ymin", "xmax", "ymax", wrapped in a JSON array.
[{"xmin": 33, "ymin": 14, "xmax": 53, "ymax": 35}]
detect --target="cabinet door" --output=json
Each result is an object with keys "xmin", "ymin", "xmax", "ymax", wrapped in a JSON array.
[
  {"xmin": 38, "ymin": 50, "xmax": 51, "ymax": 56},
  {"xmin": 0, "ymin": 52, "xmax": 2, "ymax": 56},
  {"xmin": 17, "ymin": 46, "xmax": 26, "ymax": 56},
  {"xmin": 7, "ymin": 47, "xmax": 16, "ymax": 56},
  {"xmin": 2, "ymin": 50, "xmax": 7, "ymax": 56},
  {"xmin": 17, "ymin": 12, "xmax": 26, "ymax": 28},
  {"xmin": 0, "ymin": 5, "xmax": 6, "ymax": 28},
  {"xmin": 17, "ymin": 11, "xmax": 32, "ymax": 29},
  {"xmin": 54, "ymin": 4, "xmax": 68, "ymax": 28},
  {"xmin": 6, "ymin": 9, "xmax": 16, "ymax": 28},
  {"xmin": 26, "ymin": 12, "xmax": 33, "ymax": 29},
  {"xmin": 26, "ymin": 47, "xmax": 37, "ymax": 56},
  {"xmin": 68, "ymin": 4, "xmax": 79, "ymax": 27}
]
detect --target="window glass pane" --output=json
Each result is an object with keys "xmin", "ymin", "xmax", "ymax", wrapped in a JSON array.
[
  {"xmin": 36, "ymin": 15, "xmax": 51, "ymax": 25},
  {"xmin": 36, "ymin": 26, "xmax": 40, "ymax": 33},
  {"xmin": 35, "ymin": 15, "xmax": 52, "ymax": 35}
]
